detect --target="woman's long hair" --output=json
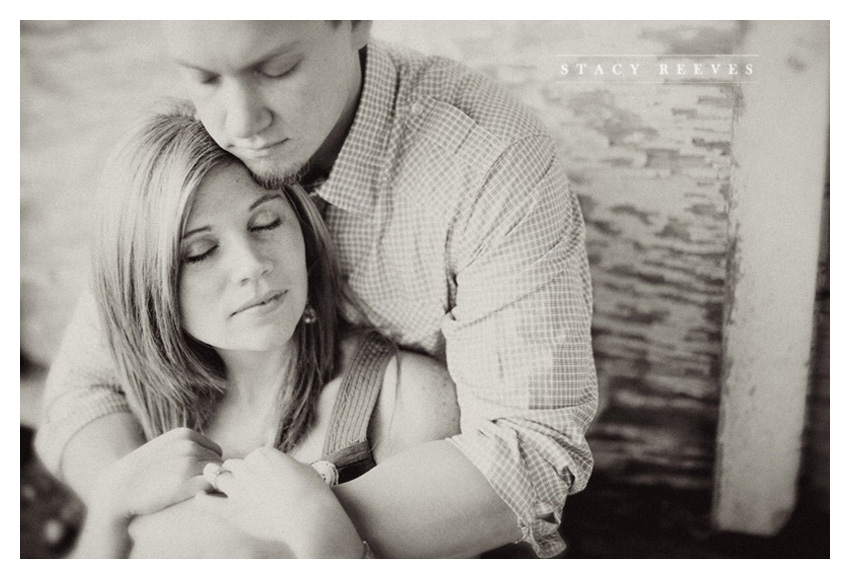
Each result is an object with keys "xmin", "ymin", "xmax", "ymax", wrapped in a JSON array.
[{"xmin": 93, "ymin": 101, "xmax": 342, "ymax": 452}]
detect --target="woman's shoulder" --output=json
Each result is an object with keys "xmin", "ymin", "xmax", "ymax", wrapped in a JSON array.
[
  {"xmin": 338, "ymin": 329, "xmax": 455, "ymax": 405},
  {"xmin": 394, "ymin": 350, "xmax": 455, "ymax": 394},
  {"xmin": 370, "ymin": 344, "xmax": 461, "ymax": 462}
]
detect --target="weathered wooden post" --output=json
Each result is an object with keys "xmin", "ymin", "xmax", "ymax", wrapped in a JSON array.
[{"xmin": 712, "ymin": 21, "xmax": 829, "ymax": 534}]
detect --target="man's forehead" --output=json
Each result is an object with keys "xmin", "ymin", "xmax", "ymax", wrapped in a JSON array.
[{"xmin": 161, "ymin": 21, "xmax": 331, "ymax": 68}]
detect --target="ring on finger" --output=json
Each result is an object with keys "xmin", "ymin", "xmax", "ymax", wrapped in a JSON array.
[{"xmin": 203, "ymin": 462, "xmax": 227, "ymax": 491}]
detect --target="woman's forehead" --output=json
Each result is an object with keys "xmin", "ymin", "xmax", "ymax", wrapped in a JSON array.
[{"xmin": 187, "ymin": 164, "xmax": 287, "ymax": 224}]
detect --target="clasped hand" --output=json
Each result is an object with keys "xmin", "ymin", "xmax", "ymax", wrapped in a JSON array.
[
  {"xmin": 193, "ymin": 447, "xmax": 365, "ymax": 558},
  {"xmin": 85, "ymin": 429, "xmax": 363, "ymax": 558},
  {"xmin": 92, "ymin": 427, "xmax": 222, "ymax": 521},
  {"xmin": 75, "ymin": 427, "xmax": 222, "ymax": 558}
]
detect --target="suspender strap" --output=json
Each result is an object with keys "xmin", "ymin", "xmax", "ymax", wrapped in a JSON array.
[{"xmin": 320, "ymin": 333, "xmax": 395, "ymax": 475}]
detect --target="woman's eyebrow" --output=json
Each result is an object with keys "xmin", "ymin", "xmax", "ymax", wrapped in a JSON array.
[
  {"xmin": 249, "ymin": 194, "xmax": 282, "ymax": 211},
  {"xmin": 182, "ymin": 225, "xmax": 210, "ymax": 240},
  {"xmin": 182, "ymin": 194, "xmax": 281, "ymax": 240}
]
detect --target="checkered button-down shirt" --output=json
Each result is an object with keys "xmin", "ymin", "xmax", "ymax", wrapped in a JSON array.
[
  {"xmin": 36, "ymin": 41, "xmax": 597, "ymax": 557},
  {"xmin": 311, "ymin": 42, "xmax": 597, "ymax": 556}
]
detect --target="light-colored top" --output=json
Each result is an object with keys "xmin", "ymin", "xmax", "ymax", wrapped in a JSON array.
[{"xmin": 37, "ymin": 40, "xmax": 598, "ymax": 557}]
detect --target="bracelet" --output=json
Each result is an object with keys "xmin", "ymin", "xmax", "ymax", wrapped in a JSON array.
[{"xmin": 362, "ymin": 540, "xmax": 375, "ymax": 559}]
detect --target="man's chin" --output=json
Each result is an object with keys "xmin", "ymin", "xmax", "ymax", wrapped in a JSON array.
[{"xmin": 246, "ymin": 162, "xmax": 310, "ymax": 191}]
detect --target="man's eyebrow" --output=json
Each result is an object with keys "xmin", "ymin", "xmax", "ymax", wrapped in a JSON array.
[{"xmin": 174, "ymin": 41, "xmax": 302, "ymax": 74}]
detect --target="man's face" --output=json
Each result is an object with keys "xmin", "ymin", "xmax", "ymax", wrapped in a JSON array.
[{"xmin": 163, "ymin": 21, "xmax": 370, "ymax": 188}]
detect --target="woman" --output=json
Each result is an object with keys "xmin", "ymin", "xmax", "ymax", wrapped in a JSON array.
[{"xmin": 73, "ymin": 103, "xmax": 459, "ymax": 558}]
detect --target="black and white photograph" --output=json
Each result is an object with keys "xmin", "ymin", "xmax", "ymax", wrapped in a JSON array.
[{"xmin": 19, "ymin": 17, "xmax": 831, "ymax": 560}]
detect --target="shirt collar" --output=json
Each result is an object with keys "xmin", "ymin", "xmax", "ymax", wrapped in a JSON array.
[{"xmin": 311, "ymin": 42, "xmax": 398, "ymax": 215}]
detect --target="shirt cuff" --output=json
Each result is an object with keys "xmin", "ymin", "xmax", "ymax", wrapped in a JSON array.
[{"xmin": 447, "ymin": 430, "xmax": 568, "ymax": 558}]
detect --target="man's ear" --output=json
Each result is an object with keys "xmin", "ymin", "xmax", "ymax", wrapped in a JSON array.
[{"xmin": 350, "ymin": 21, "xmax": 373, "ymax": 50}]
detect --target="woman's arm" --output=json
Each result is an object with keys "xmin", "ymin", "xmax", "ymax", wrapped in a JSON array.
[
  {"xmin": 333, "ymin": 440, "xmax": 522, "ymax": 558},
  {"xmin": 100, "ymin": 349, "xmax": 496, "ymax": 559},
  {"xmin": 128, "ymin": 496, "xmax": 294, "ymax": 558},
  {"xmin": 332, "ymin": 351, "xmax": 521, "ymax": 558},
  {"xmin": 183, "ymin": 349, "xmax": 475, "ymax": 559}
]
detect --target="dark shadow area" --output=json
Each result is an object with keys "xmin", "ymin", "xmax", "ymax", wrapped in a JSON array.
[
  {"xmin": 556, "ymin": 473, "xmax": 829, "ymax": 558},
  {"xmin": 21, "ymin": 426, "xmax": 83, "ymax": 558}
]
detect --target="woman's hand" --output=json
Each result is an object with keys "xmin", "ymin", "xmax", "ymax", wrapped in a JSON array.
[
  {"xmin": 89, "ymin": 427, "xmax": 222, "ymax": 522},
  {"xmin": 74, "ymin": 427, "xmax": 222, "ymax": 558},
  {"xmin": 194, "ymin": 447, "xmax": 364, "ymax": 558}
]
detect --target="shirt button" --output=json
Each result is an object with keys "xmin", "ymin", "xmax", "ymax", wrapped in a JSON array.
[{"xmin": 410, "ymin": 102, "xmax": 424, "ymax": 116}]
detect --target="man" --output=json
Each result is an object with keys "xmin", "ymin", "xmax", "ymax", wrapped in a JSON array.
[{"xmin": 37, "ymin": 21, "xmax": 597, "ymax": 557}]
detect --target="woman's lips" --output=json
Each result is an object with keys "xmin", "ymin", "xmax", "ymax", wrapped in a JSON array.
[{"xmin": 232, "ymin": 290, "xmax": 286, "ymax": 317}]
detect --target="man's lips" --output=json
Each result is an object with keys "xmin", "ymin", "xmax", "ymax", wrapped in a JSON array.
[
  {"xmin": 231, "ymin": 290, "xmax": 286, "ymax": 317},
  {"xmin": 232, "ymin": 140, "xmax": 287, "ymax": 159}
]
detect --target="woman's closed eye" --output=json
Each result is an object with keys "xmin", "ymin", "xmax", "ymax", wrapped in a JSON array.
[
  {"xmin": 184, "ymin": 241, "xmax": 217, "ymax": 265},
  {"xmin": 182, "ymin": 205, "xmax": 284, "ymax": 265},
  {"xmin": 249, "ymin": 210, "xmax": 282, "ymax": 233}
]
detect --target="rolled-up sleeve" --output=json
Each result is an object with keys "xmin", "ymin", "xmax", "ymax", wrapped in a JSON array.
[
  {"xmin": 442, "ymin": 135, "xmax": 597, "ymax": 557},
  {"xmin": 35, "ymin": 286, "xmax": 131, "ymax": 475}
]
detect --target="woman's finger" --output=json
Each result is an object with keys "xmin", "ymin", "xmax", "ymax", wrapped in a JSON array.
[
  {"xmin": 188, "ymin": 474, "xmax": 215, "ymax": 495},
  {"xmin": 220, "ymin": 458, "xmax": 245, "ymax": 476},
  {"xmin": 182, "ymin": 429, "xmax": 223, "ymax": 457},
  {"xmin": 193, "ymin": 445, "xmax": 225, "ymax": 465},
  {"xmin": 211, "ymin": 470, "xmax": 236, "ymax": 496},
  {"xmin": 202, "ymin": 462, "xmax": 225, "ymax": 489}
]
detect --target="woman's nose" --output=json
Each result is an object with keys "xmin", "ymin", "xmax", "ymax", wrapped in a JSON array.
[
  {"xmin": 222, "ymin": 79, "xmax": 272, "ymax": 140},
  {"xmin": 230, "ymin": 238, "xmax": 272, "ymax": 285}
]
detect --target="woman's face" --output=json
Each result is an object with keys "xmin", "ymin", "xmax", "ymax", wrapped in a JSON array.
[{"xmin": 178, "ymin": 163, "xmax": 308, "ymax": 354}]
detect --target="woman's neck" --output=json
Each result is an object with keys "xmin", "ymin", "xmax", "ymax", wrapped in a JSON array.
[{"xmin": 215, "ymin": 342, "xmax": 297, "ymax": 406}]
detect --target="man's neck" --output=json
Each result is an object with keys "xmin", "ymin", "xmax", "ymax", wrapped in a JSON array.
[{"xmin": 304, "ymin": 46, "xmax": 369, "ymax": 182}]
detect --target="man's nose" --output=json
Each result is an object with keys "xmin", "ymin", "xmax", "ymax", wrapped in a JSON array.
[{"xmin": 223, "ymin": 79, "xmax": 272, "ymax": 140}]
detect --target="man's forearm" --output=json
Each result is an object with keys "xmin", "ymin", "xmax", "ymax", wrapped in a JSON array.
[
  {"xmin": 62, "ymin": 418, "xmax": 522, "ymax": 557},
  {"xmin": 60, "ymin": 413, "xmax": 145, "ymax": 504},
  {"xmin": 333, "ymin": 439, "xmax": 522, "ymax": 558}
]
